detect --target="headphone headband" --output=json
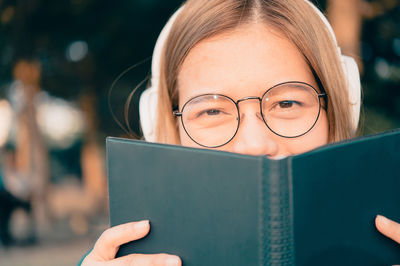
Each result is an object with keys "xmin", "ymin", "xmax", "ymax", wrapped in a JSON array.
[{"xmin": 140, "ymin": 0, "xmax": 361, "ymax": 142}]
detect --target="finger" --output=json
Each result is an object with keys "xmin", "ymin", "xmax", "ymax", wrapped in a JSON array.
[
  {"xmin": 375, "ymin": 215, "xmax": 400, "ymax": 244},
  {"xmin": 108, "ymin": 253, "xmax": 182, "ymax": 266},
  {"xmin": 91, "ymin": 220, "xmax": 150, "ymax": 261}
]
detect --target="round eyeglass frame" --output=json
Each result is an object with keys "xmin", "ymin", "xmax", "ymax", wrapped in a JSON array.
[{"xmin": 173, "ymin": 81, "xmax": 327, "ymax": 148}]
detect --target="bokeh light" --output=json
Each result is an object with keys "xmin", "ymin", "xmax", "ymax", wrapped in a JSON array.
[
  {"xmin": 66, "ymin": 41, "xmax": 88, "ymax": 62},
  {"xmin": 36, "ymin": 93, "xmax": 85, "ymax": 149}
]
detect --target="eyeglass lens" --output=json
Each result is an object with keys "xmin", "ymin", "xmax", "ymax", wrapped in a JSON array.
[{"xmin": 180, "ymin": 82, "xmax": 322, "ymax": 148}]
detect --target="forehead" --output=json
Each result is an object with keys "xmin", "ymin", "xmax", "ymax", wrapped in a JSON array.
[{"xmin": 177, "ymin": 23, "xmax": 317, "ymax": 103}]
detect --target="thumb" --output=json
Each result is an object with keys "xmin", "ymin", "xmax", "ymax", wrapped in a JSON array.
[
  {"xmin": 91, "ymin": 220, "xmax": 150, "ymax": 261},
  {"xmin": 375, "ymin": 215, "xmax": 400, "ymax": 244}
]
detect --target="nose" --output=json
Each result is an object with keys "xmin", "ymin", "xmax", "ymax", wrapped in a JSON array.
[{"xmin": 229, "ymin": 100, "xmax": 279, "ymax": 157}]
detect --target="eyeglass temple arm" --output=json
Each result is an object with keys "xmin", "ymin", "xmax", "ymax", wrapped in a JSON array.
[
  {"xmin": 318, "ymin": 92, "xmax": 328, "ymax": 110},
  {"xmin": 173, "ymin": 110, "xmax": 182, "ymax": 117}
]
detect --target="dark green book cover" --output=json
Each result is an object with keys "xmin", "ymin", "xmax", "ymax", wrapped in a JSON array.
[{"xmin": 107, "ymin": 129, "xmax": 400, "ymax": 265}]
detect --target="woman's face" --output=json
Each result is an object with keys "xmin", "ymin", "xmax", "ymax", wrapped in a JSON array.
[{"xmin": 177, "ymin": 23, "xmax": 329, "ymax": 158}]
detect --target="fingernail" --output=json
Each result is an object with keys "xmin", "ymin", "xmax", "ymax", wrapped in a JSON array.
[
  {"xmin": 165, "ymin": 255, "xmax": 181, "ymax": 266},
  {"xmin": 376, "ymin": 215, "xmax": 389, "ymax": 225},
  {"xmin": 133, "ymin": 220, "xmax": 149, "ymax": 230}
]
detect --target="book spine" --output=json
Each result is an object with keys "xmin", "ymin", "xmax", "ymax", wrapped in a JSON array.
[{"xmin": 260, "ymin": 158, "xmax": 295, "ymax": 265}]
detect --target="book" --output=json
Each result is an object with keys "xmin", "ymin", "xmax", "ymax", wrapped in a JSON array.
[{"xmin": 107, "ymin": 129, "xmax": 400, "ymax": 265}]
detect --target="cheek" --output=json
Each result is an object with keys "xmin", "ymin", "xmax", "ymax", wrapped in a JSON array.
[
  {"xmin": 314, "ymin": 110, "xmax": 329, "ymax": 144},
  {"xmin": 283, "ymin": 110, "xmax": 329, "ymax": 154},
  {"xmin": 178, "ymin": 121, "xmax": 198, "ymax": 148}
]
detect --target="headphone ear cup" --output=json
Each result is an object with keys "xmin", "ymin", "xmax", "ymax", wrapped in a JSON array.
[
  {"xmin": 340, "ymin": 55, "xmax": 361, "ymax": 133},
  {"xmin": 139, "ymin": 86, "xmax": 158, "ymax": 141},
  {"xmin": 139, "ymin": 6, "xmax": 184, "ymax": 141}
]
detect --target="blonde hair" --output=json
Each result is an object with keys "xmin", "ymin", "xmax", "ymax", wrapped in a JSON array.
[{"xmin": 155, "ymin": 0, "xmax": 354, "ymax": 145}]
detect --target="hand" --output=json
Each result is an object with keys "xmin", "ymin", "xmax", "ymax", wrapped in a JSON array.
[
  {"xmin": 375, "ymin": 215, "xmax": 400, "ymax": 244},
  {"xmin": 81, "ymin": 220, "xmax": 182, "ymax": 266}
]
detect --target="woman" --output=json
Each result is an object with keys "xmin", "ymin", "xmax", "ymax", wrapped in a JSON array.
[{"xmin": 82, "ymin": 0, "xmax": 400, "ymax": 265}]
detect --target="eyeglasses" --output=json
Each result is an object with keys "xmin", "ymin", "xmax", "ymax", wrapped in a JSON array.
[{"xmin": 173, "ymin": 81, "xmax": 327, "ymax": 148}]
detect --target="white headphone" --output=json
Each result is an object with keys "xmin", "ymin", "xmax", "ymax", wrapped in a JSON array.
[{"xmin": 139, "ymin": 1, "xmax": 361, "ymax": 142}]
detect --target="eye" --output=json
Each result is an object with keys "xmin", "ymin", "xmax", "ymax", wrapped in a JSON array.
[
  {"xmin": 197, "ymin": 109, "xmax": 222, "ymax": 118},
  {"xmin": 276, "ymin": 100, "xmax": 303, "ymax": 109},
  {"xmin": 279, "ymin": 101, "xmax": 294, "ymax": 108},
  {"xmin": 205, "ymin": 109, "xmax": 221, "ymax": 115}
]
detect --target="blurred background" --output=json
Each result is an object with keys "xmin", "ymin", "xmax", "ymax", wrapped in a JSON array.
[{"xmin": 0, "ymin": 0, "xmax": 399, "ymax": 265}]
